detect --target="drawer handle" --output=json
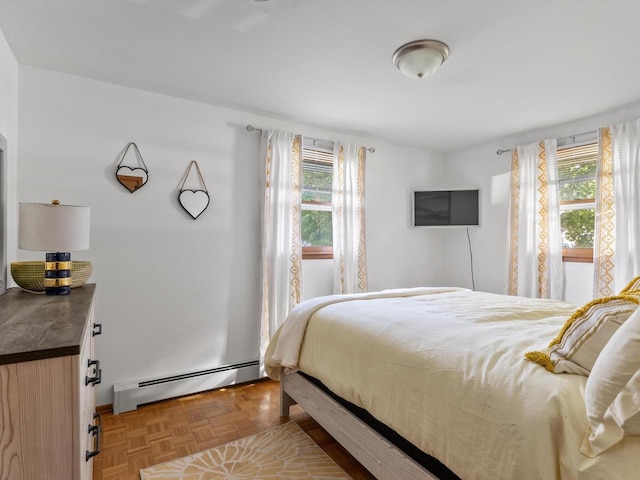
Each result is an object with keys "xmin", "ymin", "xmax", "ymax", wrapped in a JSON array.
[
  {"xmin": 86, "ymin": 413, "xmax": 102, "ymax": 461},
  {"xmin": 92, "ymin": 323, "xmax": 103, "ymax": 337},
  {"xmin": 85, "ymin": 359, "xmax": 102, "ymax": 386}
]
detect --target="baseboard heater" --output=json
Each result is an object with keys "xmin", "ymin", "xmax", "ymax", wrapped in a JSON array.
[{"xmin": 113, "ymin": 359, "xmax": 260, "ymax": 414}]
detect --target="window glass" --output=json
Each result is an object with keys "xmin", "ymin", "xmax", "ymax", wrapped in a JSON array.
[
  {"xmin": 301, "ymin": 210, "xmax": 332, "ymax": 246},
  {"xmin": 560, "ymin": 208, "xmax": 595, "ymax": 248},
  {"xmin": 557, "ymin": 142, "xmax": 597, "ymax": 261},
  {"xmin": 302, "ymin": 158, "xmax": 332, "ymax": 204},
  {"xmin": 301, "ymin": 139, "xmax": 334, "ymax": 259}
]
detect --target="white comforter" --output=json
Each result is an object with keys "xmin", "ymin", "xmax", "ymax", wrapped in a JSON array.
[{"xmin": 265, "ymin": 288, "xmax": 640, "ymax": 480}]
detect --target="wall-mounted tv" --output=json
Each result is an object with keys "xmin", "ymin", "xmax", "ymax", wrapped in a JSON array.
[{"xmin": 413, "ymin": 189, "xmax": 479, "ymax": 227}]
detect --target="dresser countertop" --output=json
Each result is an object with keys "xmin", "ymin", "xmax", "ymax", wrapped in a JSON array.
[{"xmin": 0, "ymin": 284, "xmax": 96, "ymax": 365}]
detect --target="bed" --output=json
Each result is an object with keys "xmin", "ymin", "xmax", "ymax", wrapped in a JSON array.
[{"xmin": 264, "ymin": 287, "xmax": 640, "ymax": 480}]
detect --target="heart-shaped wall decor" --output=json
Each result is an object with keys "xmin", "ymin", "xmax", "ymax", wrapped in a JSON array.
[
  {"xmin": 116, "ymin": 166, "xmax": 149, "ymax": 193},
  {"xmin": 116, "ymin": 142, "xmax": 149, "ymax": 193},
  {"xmin": 178, "ymin": 160, "xmax": 210, "ymax": 220},
  {"xmin": 179, "ymin": 189, "xmax": 210, "ymax": 219}
]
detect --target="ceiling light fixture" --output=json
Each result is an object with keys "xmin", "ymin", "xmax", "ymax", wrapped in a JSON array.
[{"xmin": 392, "ymin": 39, "xmax": 449, "ymax": 79}]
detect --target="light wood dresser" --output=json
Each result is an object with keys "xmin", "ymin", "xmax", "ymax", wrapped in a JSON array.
[{"xmin": 0, "ymin": 284, "xmax": 101, "ymax": 480}]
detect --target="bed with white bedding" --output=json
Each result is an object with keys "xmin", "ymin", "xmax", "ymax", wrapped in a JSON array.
[{"xmin": 264, "ymin": 287, "xmax": 640, "ymax": 480}]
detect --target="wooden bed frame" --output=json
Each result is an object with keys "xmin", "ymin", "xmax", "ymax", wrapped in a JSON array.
[{"xmin": 280, "ymin": 370, "xmax": 440, "ymax": 480}]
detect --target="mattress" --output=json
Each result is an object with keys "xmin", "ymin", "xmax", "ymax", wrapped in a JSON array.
[{"xmin": 265, "ymin": 288, "xmax": 640, "ymax": 480}]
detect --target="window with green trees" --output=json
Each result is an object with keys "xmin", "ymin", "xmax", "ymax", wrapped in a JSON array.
[
  {"xmin": 301, "ymin": 138, "xmax": 334, "ymax": 259},
  {"xmin": 557, "ymin": 142, "xmax": 598, "ymax": 262}
]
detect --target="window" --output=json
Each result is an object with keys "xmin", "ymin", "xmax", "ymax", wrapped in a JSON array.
[
  {"xmin": 301, "ymin": 138, "xmax": 334, "ymax": 259},
  {"xmin": 557, "ymin": 141, "xmax": 598, "ymax": 263}
]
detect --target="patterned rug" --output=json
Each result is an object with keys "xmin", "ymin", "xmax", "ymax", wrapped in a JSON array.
[{"xmin": 139, "ymin": 421, "xmax": 352, "ymax": 479}]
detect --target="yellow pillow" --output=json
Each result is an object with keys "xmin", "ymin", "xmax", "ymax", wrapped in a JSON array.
[
  {"xmin": 525, "ymin": 296, "xmax": 639, "ymax": 375},
  {"xmin": 620, "ymin": 275, "xmax": 640, "ymax": 296}
]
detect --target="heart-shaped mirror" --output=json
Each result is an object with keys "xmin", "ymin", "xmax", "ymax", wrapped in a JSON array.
[
  {"xmin": 178, "ymin": 160, "xmax": 210, "ymax": 220},
  {"xmin": 179, "ymin": 189, "xmax": 210, "ymax": 219},
  {"xmin": 117, "ymin": 166, "xmax": 149, "ymax": 193},
  {"xmin": 116, "ymin": 142, "xmax": 149, "ymax": 193}
]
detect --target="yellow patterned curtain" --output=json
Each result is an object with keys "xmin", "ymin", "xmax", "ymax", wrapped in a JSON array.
[
  {"xmin": 593, "ymin": 127, "xmax": 616, "ymax": 297},
  {"xmin": 332, "ymin": 144, "xmax": 368, "ymax": 294},
  {"xmin": 507, "ymin": 149, "xmax": 521, "ymax": 296},
  {"xmin": 259, "ymin": 131, "xmax": 302, "ymax": 372},
  {"xmin": 507, "ymin": 139, "xmax": 563, "ymax": 299}
]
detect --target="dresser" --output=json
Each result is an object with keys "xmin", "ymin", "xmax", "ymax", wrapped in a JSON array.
[{"xmin": 0, "ymin": 284, "xmax": 101, "ymax": 480}]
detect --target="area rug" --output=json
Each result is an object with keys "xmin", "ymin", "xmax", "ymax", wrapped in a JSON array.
[{"xmin": 139, "ymin": 421, "xmax": 352, "ymax": 479}]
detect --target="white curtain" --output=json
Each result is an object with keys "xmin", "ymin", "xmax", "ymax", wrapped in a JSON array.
[
  {"xmin": 610, "ymin": 119, "xmax": 640, "ymax": 290},
  {"xmin": 259, "ymin": 130, "xmax": 303, "ymax": 369},
  {"xmin": 332, "ymin": 143, "xmax": 368, "ymax": 294},
  {"xmin": 507, "ymin": 139, "xmax": 564, "ymax": 299}
]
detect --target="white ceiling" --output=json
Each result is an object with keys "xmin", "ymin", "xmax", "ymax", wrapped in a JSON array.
[{"xmin": 2, "ymin": 0, "xmax": 640, "ymax": 152}]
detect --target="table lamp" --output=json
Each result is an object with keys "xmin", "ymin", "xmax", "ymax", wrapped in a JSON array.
[{"xmin": 18, "ymin": 200, "xmax": 90, "ymax": 295}]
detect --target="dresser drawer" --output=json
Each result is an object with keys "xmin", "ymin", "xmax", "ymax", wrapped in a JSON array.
[{"xmin": 0, "ymin": 356, "xmax": 75, "ymax": 479}]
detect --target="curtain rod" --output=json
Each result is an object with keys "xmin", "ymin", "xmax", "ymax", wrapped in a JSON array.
[
  {"xmin": 246, "ymin": 125, "xmax": 375, "ymax": 153},
  {"xmin": 496, "ymin": 130, "xmax": 598, "ymax": 156}
]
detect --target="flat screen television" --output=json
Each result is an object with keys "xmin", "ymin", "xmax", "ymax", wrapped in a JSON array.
[{"xmin": 413, "ymin": 189, "xmax": 479, "ymax": 227}]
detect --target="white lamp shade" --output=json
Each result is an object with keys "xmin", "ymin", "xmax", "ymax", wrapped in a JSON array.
[
  {"xmin": 19, "ymin": 202, "xmax": 90, "ymax": 251},
  {"xmin": 397, "ymin": 48, "xmax": 444, "ymax": 78},
  {"xmin": 392, "ymin": 39, "xmax": 450, "ymax": 79}
]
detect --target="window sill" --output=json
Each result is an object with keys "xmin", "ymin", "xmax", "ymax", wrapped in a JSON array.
[
  {"xmin": 562, "ymin": 248, "xmax": 593, "ymax": 263},
  {"xmin": 302, "ymin": 246, "xmax": 333, "ymax": 260}
]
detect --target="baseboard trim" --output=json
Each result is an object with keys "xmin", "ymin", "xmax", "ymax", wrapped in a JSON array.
[
  {"xmin": 113, "ymin": 360, "xmax": 260, "ymax": 414},
  {"xmin": 100, "ymin": 377, "xmax": 271, "ymax": 415}
]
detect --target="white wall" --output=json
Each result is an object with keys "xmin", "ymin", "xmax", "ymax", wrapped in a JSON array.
[
  {"xmin": 365, "ymin": 142, "xmax": 447, "ymax": 291},
  {"xmin": 16, "ymin": 65, "xmax": 445, "ymax": 405},
  {"xmin": 0, "ymin": 27, "xmax": 18, "ymax": 282},
  {"xmin": 442, "ymin": 102, "xmax": 640, "ymax": 304},
  {"xmin": 440, "ymin": 154, "xmax": 509, "ymax": 294},
  {"xmin": 302, "ymin": 259, "xmax": 333, "ymax": 300}
]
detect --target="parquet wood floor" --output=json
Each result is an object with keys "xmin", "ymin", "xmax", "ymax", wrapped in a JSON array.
[{"xmin": 92, "ymin": 379, "xmax": 376, "ymax": 480}]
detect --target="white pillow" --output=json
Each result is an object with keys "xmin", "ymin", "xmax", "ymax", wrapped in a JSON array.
[{"xmin": 581, "ymin": 307, "xmax": 640, "ymax": 457}]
